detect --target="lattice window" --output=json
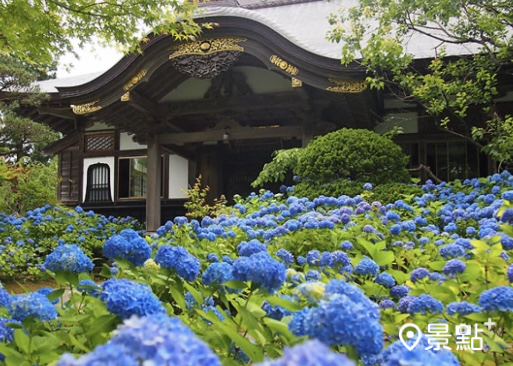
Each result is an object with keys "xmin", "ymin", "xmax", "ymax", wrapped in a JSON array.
[
  {"xmin": 85, "ymin": 163, "xmax": 112, "ymax": 202},
  {"xmin": 85, "ymin": 133, "xmax": 115, "ymax": 152}
]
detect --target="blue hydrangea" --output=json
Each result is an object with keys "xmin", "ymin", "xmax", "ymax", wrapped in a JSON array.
[
  {"xmin": 446, "ymin": 301, "xmax": 481, "ymax": 316},
  {"xmin": 379, "ymin": 299, "xmax": 396, "ymax": 309},
  {"xmin": 331, "ymin": 251, "xmax": 351, "ymax": 267},
  {"xmin": 9, "ymin": 292, "xmax": 58, "ymax": 321},
  {"xmin": 206, "ymin": 253, "xmax": 219, "ymax": 263},
  {"xmin": 381, "ymin": 337, "xmax": 459, "ymax": 366},
  {"xmin": 439, "ymin": 244, "xmax": 465, "ymax": 259},
  {"xmin": 237, "ymin": 239, "xmax": 267, "ymax": 256},
  {"xmin": 275, "ymin": 249, "xmax": 294, "ymax": 266},
  {"xmin": 375, "ymin": 273, "xmax": 396, "ymax": 288},
  {"xmin": 390, "ymin": 224, "xmax": 402, "ymax": 235},
  {"xmin": 0, "ymin": 317, "xmax": 20, "ymax": 343},
  {"xmin": 397, "ymin": 296, "xmax": 415, "ymax": 313},
  {"xmin": 442, "ymin": 259, "xmax": 466, "ymax": 276},
  {"xmin": 232, "ymin": 252, "xmax": 286, "ymax": 294},
  {"xmin": 36, "ymin": 287, "xmax": 59, "ymax": 305},
  {"xmin": 354, "ymin": 257, "xmax": 379, "ymax": 276},
  {"xmin": 390, "ymin": 285, "xmax": 410, "ymax": 299},
  {"xmin": 256, "ymin": 339, "xmax": 355, "ymax": 366},
  {"xmin": 500, "ymin": 208, "xmax": 513, "ymax": 222},
  {"xmin": 201, "ymin": 262, "xmax": 233, "ymax": 286},
  {"xmin": 306, "ymin": 270, "xmax": 321, "ymax": 281},
  {"xmin": 508, "ymin": 264, "xmax": 513, "ymax": 283},
  {"xmin": 100, "ymin": 279, "xmax": 165, "ymax": 319},
  {"xmin": 261, "ymin": 297, "xmax": 293, "ymax": 321},
  {"xmin": 43, "ymin": 244, "xmax": 94, "ymax": 273},
  {"xmin": 363, "ymin": 182, "xmax": 373, "ymax": 190},
  {"xmin": 479, "ymin": 286, "xmax": 513, "ymax": 312},
  {"xmin": 410, "ymin": 267, "xmax": 430, "ymax": 282},
  {"xmin": 306, "ymin": 250, "xmax": 320, "ymax": 266},
  {"xmin": 407, "ymin": 294, "xmax": 444, "ymax": 314},
  {"xmin": 340, "ymin": 241, "xmax": 353, "ymax": 250},
  {"xmin": 57, "ymin": 313, "xmax": 221, "ymax": 366},
  {"xmin": 502, "ymin": 191, "xmax": 513, "ymax": 201},
  {"xmin": 319, "ymin": 251, "xmax": 334, "ymax": 267},
  {"xmin": 154, "ymin": 245, "xmax": 200, "ymax": 282},
  {"xmin": 0, "ymin": 288, "xmax": 10, "ymax": 308},
  {"xmin": 103, "ymin": 230, "xmax": 151, "ymax": 266},
  {"xmin": 78, "ymin": 279, "xmax": 101, "ymax": 297},
  {"xmin": 289, "ymin": 291, "xmax": 383, "ymax": 358}
]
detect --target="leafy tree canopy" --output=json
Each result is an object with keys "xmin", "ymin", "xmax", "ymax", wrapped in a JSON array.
[
  {"xmin": 0, "ymin": 0, "xmax": 204, "ymax": 67},
  {"xmin": 0, "ymin": 56, "xmax": 59, "ymax": 162},
  {"xmin": 327, "ymin": 0, "xmax": 513, "ymax": 167}
]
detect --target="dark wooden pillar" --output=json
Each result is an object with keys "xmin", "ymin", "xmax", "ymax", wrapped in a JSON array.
[{"xmin": 146, "ymin": 134, "xmax": 161, "ymax": 233}]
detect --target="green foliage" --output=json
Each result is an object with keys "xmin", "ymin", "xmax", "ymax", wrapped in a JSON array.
[
  {"xmin": 252, "ymin": 148, "xmax": 302, "ymax": 188},
  {"xmin": 327, "ymin": 1, "xmax": 513, "ymax": 163},
  {"xmin": 296, "ymin": 128, "xmax": 410, "ymax": 185},
  {"xmin": 0, "ymin": 56, "xmax": 59, "ymax": 163},
  {"xmin": 184, "ymin": 176, "xmax": 228, "ymax": 220},
  {"xmin": 367, "ymin": 182, "xmax": 425, "ymax": 205},
  {"xmin": 293, "ymin": 180, "xmax": 364, "ymax": 200},
  {"xmin": 0, "ymin": 0, "xmax": 204, "ymax": 67},
  {"xmin": 472, "ymin": 114, "xmax": 513, "ymax": 169},
  {"xmin": 0, "ymin": 159, "xmax": 58, "ymax": 215}
]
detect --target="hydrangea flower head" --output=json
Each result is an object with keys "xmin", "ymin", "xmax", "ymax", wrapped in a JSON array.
[
  {"xmin": 354, "ymin": 256, "xmax": 379, "ymax": 276},
  {"xmin": 508, "ymin": 264, "xmax": 513, "ymax": 283},
  {"xmin": 390, "ymin": 285, "xmax": 410, "ymax": 299},
  {"xmin": 232, "ymin": 252, "xmax": 286, "ymax": 294},
  {"xmin": 237, "ymin": 239, "xmax": 267, "ymax": 256},
  {"xmin": 103, "ymin": 230, "xmax": 151, "ymax": 267},
  {"xmin": 256, "ymin": 339, "xmax": 355, "ymax": 366},
  {"xmin": 43, "ymin": 244, "xmax": 94, "ymax": 273},
  {"xmin": 479, "ymin": 286, "xmax": 513, "ymax": 312},
  {"xmin": 439, "ymin": 244, "xmax": 465, "ymax": 259},
  {"xmin": 375, "ymin": 273, "xmax": 396, "ymax": 288},
  {"xmin": 446, "ymin": 301, "xmax": 481, "ymax": 316},
  {"xmin": 407, "ymin": 294, "xmax": 444, "ymax": 314},
  {"xmin": 154, "ymin": 245, "xmax": 200, "ymax": 281},
  {"xmin": 9, "ymin": 292, "xmax": 58, "ymax": 321},
  {"xmin": 410, "ymin": 267, "xmax": 430, "ymax": 283},
  {"xmin": 381, "ymin": 337, "xmax": 459, "ymax": 366},
  {"xmin": 275, "ymin": 249, "xmax": 294, "ymax": 266},
  {"xmin": 202, "ymin": 262, "xmax": 233, "ymax": 286},
  {"xmin": 100, "ymin": 279, "xmax": 165, "ymax": 319},
  {"xmin": 442, "ymin": 259, "xmax": 466, "ymax": 276},
  {"xmin": 57, "ymin": 313, "xmax": 221, "ymax": 366},
  {"xmin": 289, "ymin": 292, "xmax": 383, "ymax": 358}
]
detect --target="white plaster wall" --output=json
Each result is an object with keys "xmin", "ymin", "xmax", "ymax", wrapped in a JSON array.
[
  {"xmin": 82, "ymin": 157, "xmax": 115, "ymax": 202},
  {"xmin": 168, "ymin": 155, "xmax": 189, "ymax": 199},
  {"xmin": 120, "ymin": 132, "xmax": 146, "ymax": 150}
]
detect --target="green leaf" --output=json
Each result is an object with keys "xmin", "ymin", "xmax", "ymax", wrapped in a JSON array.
[
  {"xmin": 427, "ymin": 261, "xmax": 446, "ymax": 271},
  {"xmin": 13, "ymin": 329, "xmax": 30, "ymax": 354},
  {"xmin": 374, "ymin": 250, "xmax": 395, "ymax": 266}
]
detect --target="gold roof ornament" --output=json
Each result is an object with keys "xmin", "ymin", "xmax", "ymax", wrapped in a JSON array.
[
  {"xmin": 269, "ymin": 55, "xmax": 299, "ymax": 76},
  {"xmin": 70, "ymin": 100, "xmax": 102, "ymax": 115},
  {"xmin": 123, "ymin": 69, "xmax": 147, "ymax": 91},
  {"xmin": 326, "ymin": 78, "xmax": 367, "ymax": 93},
  {"xmin": 169, "ymin": 38, "xmax": 246, "ymax": 59}
]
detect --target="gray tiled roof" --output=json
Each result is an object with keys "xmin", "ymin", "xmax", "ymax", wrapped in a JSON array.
[{"xmin": 37, "ymin": 0, "xmax": 476, "ymax": 91}]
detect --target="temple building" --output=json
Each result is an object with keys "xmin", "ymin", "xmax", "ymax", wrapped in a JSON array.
[{"xmin": 19, "ymin": 0, "xmax": 504, "ymax": 230}]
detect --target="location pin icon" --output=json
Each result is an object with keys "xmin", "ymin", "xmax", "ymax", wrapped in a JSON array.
[{"xmin": 399, "ymin": 323, "xmax": 422, "ymax": 351}]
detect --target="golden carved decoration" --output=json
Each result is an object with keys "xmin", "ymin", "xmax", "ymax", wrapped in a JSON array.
[
  {"xmin": 291, "ymin": 77, "xmax": 302, "ymax": 88},
  {"xmin": 70, "ymin": 100, "xmax": 101, "ymax": 115},
  {"xmin": 120, "ymin": 92, "xmax": 130, "ymax": 102},
  {"xmin": 269, "ymin": 55, "xmax": 299, "ymax": 76},
  {"xmin": 326, "ymin": 78, "xmax": 367, "ymax": 93},
  {"xmin": 169, "ymin": 38, "xmax": 246, "ymax": 59},
  {"xmin": 123, "ymin": 69, "xmax": 147, "ymax": 91}
]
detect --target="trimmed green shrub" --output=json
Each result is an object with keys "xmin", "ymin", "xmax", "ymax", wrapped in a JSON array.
[{"xmin": 296, "ymin": 128, "xmax": 410, "ymax": 185}]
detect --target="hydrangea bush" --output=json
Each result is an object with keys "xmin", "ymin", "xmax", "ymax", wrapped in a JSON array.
[{"xmin": 0, "ymin": 173, "xmax": 512, "ymax": 364}]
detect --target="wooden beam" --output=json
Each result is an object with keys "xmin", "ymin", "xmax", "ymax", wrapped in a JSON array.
[
  {"xmin": 164, "ymin": 92, "xmax": 308, "ymax": 117},
  {"xmin": 146, "ymin": 134, "xmax": 161, "ymax": 233},
  {"xmin": 38, "ymin": 106, "xmax": 76, "ymax": 119},
  {"xmin": 158, "ymin": 125, "xmax": 303, "ymax": 145}
]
